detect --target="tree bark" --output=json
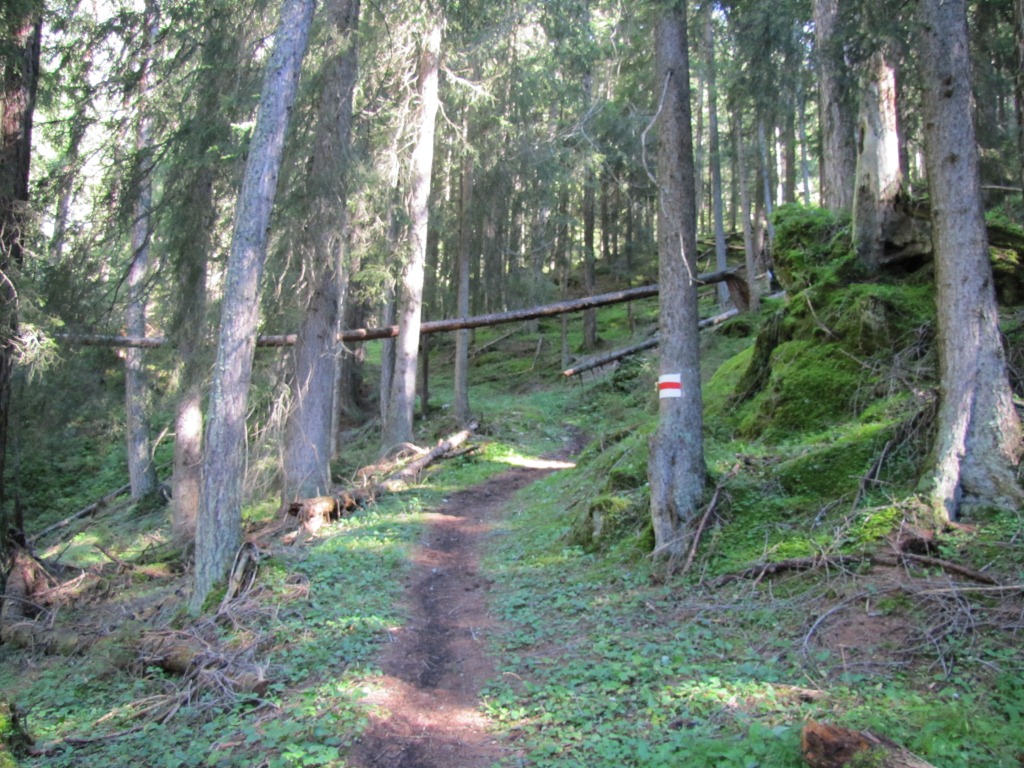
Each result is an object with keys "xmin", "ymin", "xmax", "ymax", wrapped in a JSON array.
[
  {"xmin": 453, "ymin": 116, "xmax": 473, "ymax": 424},
  {"xmin": 124, "ymin": 0, "xmax": 159, "ymax": 500},
  {"xmin": 649, "ymin": 3, "xmax": 705, "ymax": 563},
  {"xmin": 704, "ymin": 9, "xmax": 729, "ymax": 309},
  {"xmin": 191, "ymin": 0, "xmax": 315, "ymax": 613},
  {"xmin": 383, "ymin": 20, "xmax": 442, "ymax": 452},
  {"xmin": 853, "ymin": 49, "xmax": 902, "ymax": 273},
  {"xmin": 0, "ymin": 1, "xmax": 42, "ymax": 551},
  {"xmin": 916, "ymin": 0, "xmax": 1024, "ymax": 522},
  {"xmin": 732, "ymin": 105, "xmax": 760, "ymax": 310},
  {"xmin": 282, "ymin": 0, "xmax": 360, "ymax": 502},
  {"xmin": 814, "ymin": 0, "xmax": 856, "ymax": 211},
  {"xmin": 1016, "ymin": 0, "xmax": 1024, "ymax": 194}
]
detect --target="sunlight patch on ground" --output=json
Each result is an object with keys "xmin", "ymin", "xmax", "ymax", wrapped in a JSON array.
[{"xmin": 496, "ymin": 455, "xmax": 576, "ymax": 470}]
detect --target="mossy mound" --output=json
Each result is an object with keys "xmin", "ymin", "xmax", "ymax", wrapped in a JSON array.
[
  {"xmin": 735, "ymin": 340, "xmax": 865, "ymax": 441},
  {"xmin": 567, "ymin": 427, "xmax": 653, "ymax": 552},
  {"xmin": 771, "ymin": 423, "xmax": 890, "ymax": 499},
  {"xmin": 771, "ymin": 204, "xmax": 861, "ymax": 292}
]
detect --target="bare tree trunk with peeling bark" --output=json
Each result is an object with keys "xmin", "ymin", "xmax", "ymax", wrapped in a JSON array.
[
  {"xmin": 191, "ymin": 0, "xmax": 315, "ymax": 612},
  {"xmin": 916, "ymin": 0, "xmax": 1024, "ymax": 522},
  {"xmin": 648, "ymin": 3, "xmax": 705, "ymax": 563},
  {"xmin": 853, "ymin": 49, "xmax": 901, "ymax": 273}
]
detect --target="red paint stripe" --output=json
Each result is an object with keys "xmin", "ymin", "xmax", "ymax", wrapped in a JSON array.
[{"xmin": 657, "ymin": 381, "xmax": 682, "ymax": 391}]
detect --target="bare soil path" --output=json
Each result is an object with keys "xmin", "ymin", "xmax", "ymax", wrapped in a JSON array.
[{"xmin": 347, "ymin": 455, "xmax": 575, "ymax": 768}]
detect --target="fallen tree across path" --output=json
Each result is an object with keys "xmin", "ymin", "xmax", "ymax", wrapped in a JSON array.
[
  {"xmin": 55, "ymin": 270, "xmax": 745, "ymax": 349},
  {"xmin": 285, "ymin": 422, "xmax": 478, "ymax": 536}
]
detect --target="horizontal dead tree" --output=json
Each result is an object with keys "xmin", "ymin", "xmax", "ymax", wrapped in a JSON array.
[
  {"xmin": 55, "ymin": 269, "xmax": 744, "ymax": 349},
  {"xmin": 286, "ymin": 422, "xmax": 478, "ymax": 536},
  {"xmin": 562, "ymin": 308, "xmax": 740, "ymax": 377}
]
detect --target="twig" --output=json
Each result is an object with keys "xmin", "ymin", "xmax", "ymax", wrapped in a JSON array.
[{"xmin": 681, "ymin": 464, "xmax": 740, "ymax": 576}]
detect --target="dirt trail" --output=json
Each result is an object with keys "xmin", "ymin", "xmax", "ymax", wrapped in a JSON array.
[{"xmin": 347, "ymin": 457, "xmax": 573, "ymax": 768}]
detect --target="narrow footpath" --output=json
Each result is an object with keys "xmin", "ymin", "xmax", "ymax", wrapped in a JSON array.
[{"xmin": 346, "ymin": 455, "xmax": 574, "ymax": 768}]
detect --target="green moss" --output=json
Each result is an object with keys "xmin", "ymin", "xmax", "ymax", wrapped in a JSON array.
[
  {"xmin": 818, "ymin": 282, "xmax": 935, "ymax": 355},
  {"xmin": 771, "ymin": 204, "xmax": 860, "ymax": 292},
  {"xmin": 737, "ymin": 340, "xmax": 864, "ymax": 440},
  {"xmin": 569, "ymin": 492, "xmax": 649, "ymax": 551},
  {"xmin": 772, "ymin": 424, "xmax": 888, "ymax": 498},
  {"xmin": 704, "ymin": 345, "xmax": 753, "ymax": 432}
]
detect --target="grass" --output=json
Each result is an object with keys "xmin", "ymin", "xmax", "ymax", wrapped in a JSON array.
[{"xmin": 3, "ymin": 287, "xmax": 1024, "ymax": 766}]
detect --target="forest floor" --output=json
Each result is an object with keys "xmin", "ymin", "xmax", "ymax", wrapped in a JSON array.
[{"xmin": 346, "ymin": 460, "xmax": 569, "ymax": 768}]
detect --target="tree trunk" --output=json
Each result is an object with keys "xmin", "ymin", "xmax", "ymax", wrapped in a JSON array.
[
  {"xmin": 916, "ymin": 0, "xmax": 1024, "ymax": 522},
  {"xmin": 704, "ymin": 10, "xmax": 729, "ymax": 309},
  {"xmin": 649, "ymin": 3, "xmax": 705, "ymax": 563},
  {"xmin": 125, "ymin": 0, "xmax": 159, "ymax": 500},
  {"xmin": 583, "ymin": 170, "xmax": 599, "ymax": 350},
  {"xmin": 383, "ymin": 20, "xmax": 442, "ymax": 452},
  {"xmin": 853, "ymin": 50, "xmax": 901, "ymax": 273},
  {"xmin": 1015, "ymin": 0, "xmax": 1024, "ymax": 193},
  {"xmin": 732, "ymin": 106, "xmax": 760, "ymax": 310},
  {"xmin": 453, "ymin": 116, "xmax": 473, "ymax": 424},
  {"xmin": 814, "ymin": 0, "xmax": 856, "ymax": 211},
  {"xmin": 0, "ymin": 3, "xmax": 42, "ymax": 551},
  {"xmin": 282, "ymin": 0, "xmax": 360, "ymax": 502},
  {"xmin": 191, "ymin": 0, "xmax": 314, "ymax": 613}
]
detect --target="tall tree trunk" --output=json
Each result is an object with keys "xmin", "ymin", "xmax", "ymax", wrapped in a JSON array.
[
  {"xmin": 1015, "ymin": 0, "xmax": 1024, "ymax": 193},
  {"xmin": 453, "ymin": 117, "xmax": 473, "ymax": 424},
  {"xmin": 383, "ymin": 20, "xmax": 442, "ymax": 451},
  {"xmin": 732, "ymin": 105, "xmax": 760, "ymax": 310},
  {"xmin": 582, "ymin": 170, "xmax": 598, "ymax": 350},
  {"xmin": 282, "ymin": 0, "xmax": 360, "ymax": 502},
  {"xmin": 0, "ymin": 2, "xmax": 42, "ymax": 550},
  {"xmin": 917, "ymin": 0, "xmax": 1024, "ymax": 522},
  {"xmin": 191, "ymin": 0, "xmax": 315, "ymax": 612},
  {"xmin": 758, "ymin": 119, "xmax": 776, "ymax": 246},
  {"xmin": 853, "ymin": 50, "xmax": 901, "ymax": 274},
  {"xmin": 704, "ymin": 10, "xmax": 728, "ymax": 309},
  {"xmin": 167, "ymin": 3, "xmax": 246, "ymax": 543},
  {"xmin": 814, "ymin": 0, "xmax": 856, "ymax": 211},
  {"xmin": 125, "ymin": 0, "xmax": 159, "ymax": 500},
  {"xmin": 649, "ymin": 3, "xmax": 705, "ymax": 562}
]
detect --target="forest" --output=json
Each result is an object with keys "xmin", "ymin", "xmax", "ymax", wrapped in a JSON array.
[{"xmin": 2, "ymin": 0, "xmax": 1024, "ymax": 764}]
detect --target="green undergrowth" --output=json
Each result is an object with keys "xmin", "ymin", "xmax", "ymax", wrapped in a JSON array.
[{"xmin": 482, "ymin": 453, "xmax": 1024, "ymax": 767}]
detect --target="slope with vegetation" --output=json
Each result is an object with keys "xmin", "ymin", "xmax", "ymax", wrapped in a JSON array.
[{"xmin": 1, "ymin": 206, "xmax": 1022, "ymax": 767}]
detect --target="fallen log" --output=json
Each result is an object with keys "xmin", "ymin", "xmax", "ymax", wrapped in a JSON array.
[
  {"xmin": 28, "ymin": 483, "xmax": 132, "ymax": 545},
  {"xmin": 55, "ymin": 269, "xmax": 744, "ymax": 348},
  {"xmin": 286, "ymin": 422, "xmax": 479, "ymax": 537},
  {"xmin": 802, "ymin": 720, "xmax": 936, "ymax": 768},
  {"xmin": 562, "ymin": 308, "xmax": 741, "ymax": 377}
]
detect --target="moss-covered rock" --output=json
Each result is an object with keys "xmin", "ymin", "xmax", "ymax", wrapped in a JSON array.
[
  {"xmin": 772, "ymin": 424, "xmax": 890, "ymax": 498},
  {"xmin": 736, "ymin": 340, "xmax": 864, "ymax": 440}
]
